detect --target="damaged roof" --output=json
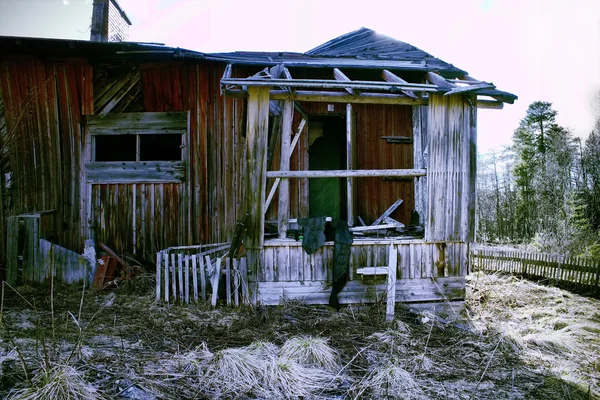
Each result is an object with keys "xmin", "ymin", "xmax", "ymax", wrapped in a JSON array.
[
  {"xmin": 0, "ymin": 28, "xmax": 466, "ymax": 77},
  {"xmin": 207, "ymin": 28, "xmax": 467, "ymax": 78}
]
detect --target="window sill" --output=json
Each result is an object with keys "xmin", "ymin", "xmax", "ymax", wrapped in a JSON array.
[{"xmin": 85, "ymin": 161, "xmax": 185, "ymax": 184}]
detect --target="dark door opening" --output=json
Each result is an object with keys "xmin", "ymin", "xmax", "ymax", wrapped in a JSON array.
[{"xmin": 308, "ymin": 116, "xmax": 347, "ymax": 220}]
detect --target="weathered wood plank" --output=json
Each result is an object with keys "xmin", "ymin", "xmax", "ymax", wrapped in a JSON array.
[
  {"xmin": 156, "ymin": 251, "xmax": 162, "ymax": 302},
  {"xmin": 6, "ymin": 217, "xmax": 19, "ymax": 285},
  {"xmin": 86, "ymin": 161, "xmax": 185, "ymax": 183},
  {"xmin": 88, "ymin": 111, "xmax": 187, "ymax": 129},
  {"xmin": 277, "ymin": 100, "xmax": 293, "ymax": 238},
  {"xmin": 256, "ymin": 276, "xmax": 465, "ymax": 305},
  {"xmin": 386, "ymin": 244, "xmax": 397, "ymax": 321},
  {"xmin": 267, "ymin": 169, "xmax": 426, "ymax": 179}
]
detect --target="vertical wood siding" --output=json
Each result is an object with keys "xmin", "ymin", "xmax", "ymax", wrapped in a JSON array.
[
  {"xmin": 425, "ymin": 94, "xmax": 476, "ymax": 242},
  {"xmin": 0, "ymin": 58, "xmax": 91, "ymax": 252}
]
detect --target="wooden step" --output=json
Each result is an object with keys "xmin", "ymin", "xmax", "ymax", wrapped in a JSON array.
[{"xmin": 356, "ymin": 266, "xmax": 390, "ymax": 275}]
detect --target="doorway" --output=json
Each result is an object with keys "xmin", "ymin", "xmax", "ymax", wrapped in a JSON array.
[{"xmin": 308, "ymin": 116, "xmax": 347, "ymax": 220}]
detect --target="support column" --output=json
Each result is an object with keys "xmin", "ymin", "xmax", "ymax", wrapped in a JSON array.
[
  {"xmin": 244, "ymin": 86, "xmax": 270, "ymax": 303},
  {"xmin": 425, "ymin": 94, "xmax": 477, "ymax": 242},
  {"xmin": 346, "ymin": 104, "xmax": 355, "ymax": 225},
  {"xmin": 277, "ymin": 100, "xmax": 293, "ymax": 238},
  {"xmin": 412, "ymin": 105, "xmax": 428, "ymax": 226}
]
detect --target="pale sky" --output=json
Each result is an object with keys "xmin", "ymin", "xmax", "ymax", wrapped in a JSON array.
[{"xmin": 1, "ymin": 0, "xmax": 599, "ymax": 152}]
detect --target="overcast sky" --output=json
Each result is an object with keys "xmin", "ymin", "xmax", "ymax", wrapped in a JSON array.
[{"xmin": 1, "ymin": 0, "xmax": 599, "ymax": 152}]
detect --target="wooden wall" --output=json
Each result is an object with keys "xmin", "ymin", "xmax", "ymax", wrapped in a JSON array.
[
  {"xmin": 0, "ymin": 57, "xmax": 248, "ymax": 260},
  {"xmin": 90, "ymin": 62, "xmax": 249, "ymax": 255},
  {"xmin": 256, "ymin": 240, "xmax": 467, "ymax": 305},
  {"xmin": 0, "ymin": 57, "xmax": 92, "ymax": 252},
  {"xmin": 1, "ymin": 55, "xmax": 416, "ymax": 264},
  {"xmin": 425, "ymin": 94, "xmax": 476, "ymax": 242}
]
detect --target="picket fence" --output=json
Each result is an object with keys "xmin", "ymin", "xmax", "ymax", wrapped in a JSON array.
[
  {"xmin": 471, "ymin": 248, "xmax": 600, "ymax": 293},
  {"xmin": 155, "ymin": 243, "xmax": 249, "ymax": 305}
]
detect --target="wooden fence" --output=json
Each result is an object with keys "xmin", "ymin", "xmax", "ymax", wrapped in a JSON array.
[
  {"xmin": 155, "ymin": 243, "xmax": 249, "ymax": 305},
  {"xmin": 471, "ymin": 248, "xmax": 600, "ymax": 293},
  {"xmin": 6, "ymin": 213, "xmax": 93, "ymax": 285}
]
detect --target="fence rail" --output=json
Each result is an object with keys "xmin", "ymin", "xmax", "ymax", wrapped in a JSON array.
[{"xmin": 471, "ymin": 248, "xmax": 600, "ymax": 293}]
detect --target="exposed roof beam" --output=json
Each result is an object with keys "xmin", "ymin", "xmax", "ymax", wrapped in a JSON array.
[
  {"xmin": 381, "ymin": 69, "xmax": 417, "ymax": 98},
  {"xmin": 425, "ymin": 72, "xmax": 456, "ymax": 89},
  {"xmin": 268, "ymin": 90, "xmax": 426, "ymax": 105},
  {"xmin": 444, "ymin": 82, "xmax": 495, "ymax": 96},
  {"xmin": 222, "ymin": 77, "xmax": 439, "ymax": 92},
  {"xmin": 476, "ymin": 100, "xmax": 503, "ymax": 109},
  {"xmin": 333, "ymin": 68, "xmax": 355, "ymax": 95},
  {"xmin": 227, "ymin": 89, "xmax": 505, "ymax": 109}
]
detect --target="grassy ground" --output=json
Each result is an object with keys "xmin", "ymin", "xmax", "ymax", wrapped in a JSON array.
[{"xmin": 0, "ymin": 272, "xmax": 598, "ymax": 399}]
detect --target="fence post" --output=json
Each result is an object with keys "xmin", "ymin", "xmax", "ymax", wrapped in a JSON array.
[
  {"xmin": 156, "ymin": 251, "xmax": 162, "ymax": 302},
  {"xmin": 6, "ymin": 217, "xmax": 19, "ymax": 285}
]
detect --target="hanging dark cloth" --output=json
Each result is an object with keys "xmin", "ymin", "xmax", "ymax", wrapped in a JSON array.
[
  {"xmin": 329, "ymin": 219, "xmax": 353, "ymax": 310},
  {"xmin": 297, "ymin": 217, "xmax": 327, "ymax": 255}
]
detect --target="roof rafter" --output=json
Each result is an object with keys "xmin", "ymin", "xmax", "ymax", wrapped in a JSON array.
[
  {"xmin": 333, "ymin": 68, "xmax": 356, "ymax": 95},
  {"xmin": 381, "ymin": 70, "xmax": 417, "ymax": 98}
]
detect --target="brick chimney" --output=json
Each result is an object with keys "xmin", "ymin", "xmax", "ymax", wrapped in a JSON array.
[{"xmin": 91, "ymin": 0, "xmax": 132, "ymax": 42}]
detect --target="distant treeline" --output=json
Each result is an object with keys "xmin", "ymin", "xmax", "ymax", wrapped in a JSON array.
[{"xmin": 477, "ymin": 100, "xmax": 600, "ymax": 258}]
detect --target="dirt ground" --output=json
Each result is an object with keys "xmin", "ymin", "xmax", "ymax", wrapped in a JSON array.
[{"xmin": 0, "ymin": 272, "xmax": 599, "ymax": 399}]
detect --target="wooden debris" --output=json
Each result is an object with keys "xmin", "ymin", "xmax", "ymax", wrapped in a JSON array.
[{"xmin": 371, "ymin": 199, "xmax": 404, "ymax": 226}]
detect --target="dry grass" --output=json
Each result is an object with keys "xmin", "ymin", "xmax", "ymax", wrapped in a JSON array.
[
  {"xmin": 7, "ymin": 365, "xmax": 104, "ymax": 400},
  {"xmin": 1, "ymin": 273, "xmax": 599, "ymax": 399},
  {"xmin": 279, "ymin": 336, "xmax": 339, "ymax": 372},
  {"xmin": 467, "ymin": 271, "xmax": 600, "ymax": 397},
  {"xmin": 355, "ymin": 361, "xmax": 428, "ymax": 399}
]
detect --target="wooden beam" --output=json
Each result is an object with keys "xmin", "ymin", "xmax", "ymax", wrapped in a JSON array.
[
  {"xmin": 381, "ymin": 70, "xmax": 417, "ymax": 98},
  {"xmin": 346, "ymin": 104, "xmax": 355, "ymax": 225},
  {"xmin": 278, "ymin": 100, "xmax": 293, "ymax": 238},
  {"xmin": 476, "ymin": 100, "xmax": 504, "ymax": 110},
  {"xmin": 267, "ymin": 169, "xmax": 427, "ymax": 179},
  {"xmin": 371, "ymin": 198, "xmax": 404, "ymax": 226},
  {"xmin": 265, "ymin": 117, "xmax": 307, "ymax": 211},
  {"xmin": 269, "ymin": 90, "xmax": 426, "ymax": 105},
  {"xmin": 425, "ymin": 72, "xmax": 456, "ymax": 89},
  {"xmin": 386, "ymin": 244, "xmax": 397, "ymax": 321},
  {"xmin": 245, "ymin": 86, "xmax": 271, "ymax": 250},
  {"xmin": 229, "ymin": 90, "xmax": 506, "ymax": 108},
  {"xmin": 333, "ymin": 68, "xmax": 355, "ymax": 95},
  {"xmin": 245, "ymin": 86, "xmax": 270, "ymax": 305},
  {"xmin": 283, "ymin": 66, "xmax": 293, "ymax": 80},
  {"xmin": 222, "ymin": 77, "xmax": 439, "ymax": 92},
  {"xmin": 444, "ymin": 83, "xmax": 495, "ymax": 96}
]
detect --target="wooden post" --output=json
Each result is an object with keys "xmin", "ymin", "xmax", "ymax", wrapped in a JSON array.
[
  {"xmin": 412, "ymin": 105, "xmax": 428, "ymax": 226},
  {"xmin": 425, "ymin": 94, "xmax": 476, "ymax": 242},
  {"xmin": 245, "ymin": 86, "xmax": 270, "ymax": 304},
  {"xmin": 278, "ymin": 100, "xmax": 293, "ymax": 238},
  {"xmin": 346, "ymin": 103, "xmax": 355, "ymax": 225},
  {"xmin": 163, "ymin": 252, "xmax": 169, "ymax": 302},
  {"xmin": 386, "ymin": 244, "xmax": 397, "ymax": 322},
  {"xmin": 156, "ymin": 252, "xmax": 162, "ymax": 302},
  {"xmin": 6, "ymin": 217, "xmax": 18, "ymax": 285}
]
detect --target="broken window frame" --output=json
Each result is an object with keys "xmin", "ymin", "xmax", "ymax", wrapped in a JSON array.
[{"xmin": 85, "ymin": 111, "xmax": 189, "ymax": 184}]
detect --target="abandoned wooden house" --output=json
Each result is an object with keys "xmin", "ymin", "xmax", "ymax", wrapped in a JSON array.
[{"xmin": 0, "ymin": 27, "xmax": 516, "ymax": 311}]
